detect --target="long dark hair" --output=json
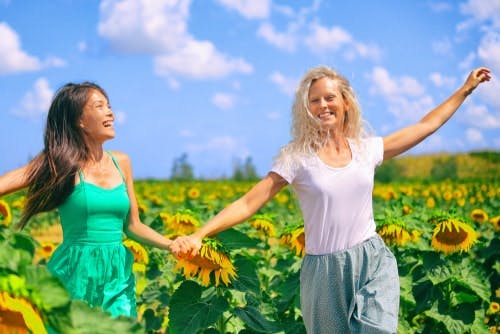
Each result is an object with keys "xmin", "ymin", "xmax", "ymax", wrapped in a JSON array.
[{"xmin": 17, "ymin": 82, "xmax": 108, "ymax": 229}]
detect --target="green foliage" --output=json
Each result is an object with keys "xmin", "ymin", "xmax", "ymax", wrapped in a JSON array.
[
  {"xmin": 232, "ymin": 157, "xmax": 259, "ymax": 181},
  {"xmin": 375, "ymin": 159, "xmax": 405, "ymax": 183},
  {"xmin": 170, "ymin": 153, "xmax": 195, "ymax": 181},
  {"xmin": 430, "ymin": 156, "xmax": 458, "ymax": 181}
]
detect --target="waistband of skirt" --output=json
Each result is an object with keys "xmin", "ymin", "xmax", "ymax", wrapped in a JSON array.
[{"xmin": 304, "ymin": 234, "xmax": 384, "ymax": 257}]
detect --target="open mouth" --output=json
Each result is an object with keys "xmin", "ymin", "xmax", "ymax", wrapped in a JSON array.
[
  {"xmin": 103, "ymin": 120, "xmax": 114, "ymax": 128},
  {"xmin": 318, "ymin": 110, "xmax": 335, "ymax": 119}
]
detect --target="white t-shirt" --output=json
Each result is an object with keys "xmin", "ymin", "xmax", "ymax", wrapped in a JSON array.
[{"xmin": 271, "ymin": 137, "xmax": 384, "ymax": 255}]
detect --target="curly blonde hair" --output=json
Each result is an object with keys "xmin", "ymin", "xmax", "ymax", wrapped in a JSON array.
[{"xmin": 275, "ymin": 66, "xmax": 369, "ymax": 166}]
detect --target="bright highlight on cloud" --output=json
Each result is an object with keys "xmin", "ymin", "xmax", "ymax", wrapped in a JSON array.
[
  {"xmin": 12, "ymin": 78, "xmax": 53, "ymax": 119},
  {"xmin": 98, "ymin": 0, "xmax": 253, "ymax": 82}
]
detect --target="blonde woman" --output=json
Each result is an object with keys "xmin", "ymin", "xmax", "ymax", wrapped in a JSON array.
[{"xmin": 171, "ymin": 66, "xmax": 491, "ymax": 333}]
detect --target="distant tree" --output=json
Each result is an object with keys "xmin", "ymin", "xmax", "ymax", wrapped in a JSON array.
[
  {"xmin": 232, "ymin": 156, "xmax": 259, "ymax": 181},
  {"xmin": 170, "ymin": 153, "xmax": 194, "ymax": 181},
  {"xmin": 375, "ymin": 159, "xmax": 404, "ymax": 183},
  {"xmin": 430, "ymin": 156, "xmax": 458, "ymax": 181}
]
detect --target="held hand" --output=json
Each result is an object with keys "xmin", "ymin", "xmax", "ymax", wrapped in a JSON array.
[
  {"xmin": 463, "ymin": 67, "xmax": 491, "ymax": 96},
  {"xmin": 170, "ymin": 235, "xmax": 202, "ymax": 258}
]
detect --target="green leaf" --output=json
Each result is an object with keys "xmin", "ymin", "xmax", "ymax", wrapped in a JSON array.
[
  {"xmin": 424, "ymin": 303, "xmax": 468, "ymax": 334},
  {"xmin": 217, "ymin": 229, "xmax": 260, "ymax": 250},
  {"xmin": 70, "ymin": 300, "xmax": 143, "ymax": 334},
  {"xmin": 23, "ymin": 265, "xmax": 70, "ymax": 310},
  {"xmin": 0, "ymin": 241, "xmax": 32, "ymax": 272},
  {"xmin": 399, "ymin": 274, "xmax": 416, "ymax": 308},
  {"xmin": 231, "ymin": 255, "xmax": 260, "ymax": 294},
  {"xmin": 168, "ymin": 280, "xmax": 229, "ymax": 334},
  {"xmin": 11, "ymin": 232, "xmax": 36, "ymax": 257},
  {"xmin": 234, "ymin": 306, "xmax": 282, "ymax": 333}
]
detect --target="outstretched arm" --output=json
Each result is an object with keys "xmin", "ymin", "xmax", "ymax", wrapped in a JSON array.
[
  {"xmin": 0, "ymin": 165, "xmax": 30, "ymax": 197},
  {"xmin": 171, "ymin": 171, "xmax": 288, "ymax": 257},
  {"xmin": 383, "ymin": 67, "xmax": 491, "ymax": 160},
  {"xmin": 114, "ymin": 151, "xmax": 173, "ymax": 251}
]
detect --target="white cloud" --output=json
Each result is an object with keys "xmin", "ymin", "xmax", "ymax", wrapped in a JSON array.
[
  {"xmin": 305, "ymin": 23, "xmax": 381, "ymax": 61},
  {"xmin": 212, "ymin": 93, "xmax": 235, "ymax": 110},
  {"xmin": 179, "ymin": 129, "xmax": 195, "ymax": 137},
  {"xmin": 429, "ymin": 72, "xmax": 457, "ymax": 89},
  {"xmin": 477, "ymin": 31, "xmax": 500, "ymax": 71},
  {"xmin": 266, "ymin": 111, "xmax": 281, "ymax": 120},
  {"xmin": 98, "ymin": 0, "xmax": 252, "ymax": 81},
  {"xmin": 429, "ymin": 2, "xmax": 453, "ymax": 13},
  {"xmin": 154, "ymin": 40, "xmax": 253, "ymax": 79},
  {"xmin": 459, "ymin": 52, "xmax": 476, "ymax": 70},
  {"xmin": 460, "ymin": 0, "xmax": 500, "ymax": 29},
  {"xmin": 0, "ymin": 22, "xmax": 42, "ymax": 74},
  {"xmin": 114, "ymin": 111, "xmax": 127, "ymax": 124},
  {"xmin": 269, "ymin": 71, "xmax": 298, "ymax": 96},
  {"xmin": 215, "ymin": 0, "xmax": 271, "ymax": 19},
  {"xmin": 461, "ymin": 104, "xmax": 500, "ymax": 128},
  {"xmin": 432, "ymin": 38, "xmax": 453, "ymax": 55},
  {"xmin": 12, "ymin": 78, "xmax": 53, "ymax": 119},
  {"xmin": 257, "ymin": 22, "xmax": 297, "ymax": 52},
  {"xmin": 305, "ymin": 24, "xmax": 352, "ymax": 52},
  {"xmin": 466, "ymin": 127, "xmax": 484, "ymax": 143},
  {"xmin": 77, "ymin": 41, "xmax": 87, "ymax": 52},
  {"xmin": 368, "ymin": 67, "xmax": 434, "ymax": 122},
  {"xmin": 98, "ymin": 0, "xmax": 189, "ymax": 53}
]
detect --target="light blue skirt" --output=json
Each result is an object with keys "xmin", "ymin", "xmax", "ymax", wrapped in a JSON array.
[{"xmin": 300, "ymin": 234, "xmax": 399, "ymax": 334}]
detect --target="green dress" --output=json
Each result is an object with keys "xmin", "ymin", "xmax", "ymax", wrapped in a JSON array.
[{"xmin": 47, "ymin": 152, "xmax": 136, "ymax": 317}]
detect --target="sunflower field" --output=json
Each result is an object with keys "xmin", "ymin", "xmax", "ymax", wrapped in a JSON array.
[{"xmin": 0, "ymin": 174, "xmax": 498, "ymax": 333}]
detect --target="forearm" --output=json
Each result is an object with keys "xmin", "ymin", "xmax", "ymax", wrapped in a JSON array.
[
  {"xmin": 420, "ymin": 85, "xmax": 470, "ymax": 130},
  {"xmin": 125, "ymin": 222, "xmax": 172, "ymax": 251},
  {"xmin": 194, "ymin": 198, "xmax": 255, "ymax": 239},
  {"xmin": 0, "ymin": 166, "xmax": 29, "ymax": 197}
]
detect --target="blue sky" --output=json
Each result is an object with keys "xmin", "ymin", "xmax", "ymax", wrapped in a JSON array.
[{"xmin": 1, "ymin": 0, "xmax": 499, "ymax": 179}]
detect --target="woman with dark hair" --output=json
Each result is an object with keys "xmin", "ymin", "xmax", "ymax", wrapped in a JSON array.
[
  {"xmin": 171, "ymin": 67, "xmax": 491, "ymax": 333},
  {"xmin": 0, "ymin": 82, "xmax": 172, "ymax": 317}
]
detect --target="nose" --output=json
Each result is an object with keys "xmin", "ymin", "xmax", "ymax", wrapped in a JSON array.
[{"xmin": 320, "ymin": 97, "xmax": 328, "ymax": 108}]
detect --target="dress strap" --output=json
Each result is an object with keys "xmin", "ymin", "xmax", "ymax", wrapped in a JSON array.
[
  {"xmin": 77, "ymin": 169, "xmax": 85, "ymax": 182},
  {"xmin": 106, "ymin": 150, "xmax": 126, "ymax": 181}
]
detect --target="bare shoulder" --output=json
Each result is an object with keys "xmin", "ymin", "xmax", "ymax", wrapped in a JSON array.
[{"xmin": 109, "ymin": 150, "xmax": 132, "ymax": 169}]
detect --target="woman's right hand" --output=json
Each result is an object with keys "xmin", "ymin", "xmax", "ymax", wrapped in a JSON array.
[{"xmin": 171, "ymin": 234, "xmax": 203, "ymax": 258}]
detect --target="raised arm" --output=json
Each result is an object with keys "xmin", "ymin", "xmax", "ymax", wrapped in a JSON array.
[
  {"xmin": 172, "ymin": 171, "xmax": 288, "ymax": 256},
  {"xmin": 114, "ymin": 151, "xmax": 172, "ymax": 251},
  {"xmin": 383, "ymin": 67, "xmax": 491, "ymax": 160},
  {"xmin": 0, "ymin": 165, "xmax": 30, "ymax": 197}
]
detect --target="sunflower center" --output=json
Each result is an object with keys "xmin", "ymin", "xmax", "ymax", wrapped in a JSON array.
[{"xmin": 435, "ymin": 227, "xmax": 467, "ymax": 245}]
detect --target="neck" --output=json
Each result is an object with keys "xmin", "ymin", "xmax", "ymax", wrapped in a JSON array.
[{"xmin": 84, "ymin": 140, "xmax": 106, "ymax": 165}]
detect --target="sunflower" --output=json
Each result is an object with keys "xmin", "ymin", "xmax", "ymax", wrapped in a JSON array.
[
  {"xmin": 166, "ymin": 210, "xmax": 200, "ymax": 236},
  {"xmin": 280, "ymin": 225, "xmax": 305, "ymax": 257},
  {"xmin": 471, "ymin": 209, "xmax": 488, "ymax": 224},
  {"xmin": 377, "ymin": 220, "xmax": 413, "ymax": 247},
  {"xmin": 174, "ymin": 238, "xmax": 237, "ymax": 287},
  {"xmin": 123, "ymin": 239, "xmax": 149, "ymax": 264},
  {"xmin": 249, "ymin": 215, "xmax": 276, "ymax": 237},
  {"xmin": 489, "ymin": 216, "xmax": 500, "ymax": 231},
  {"xmin": 431, "ymin": 217, "xmax": 478, "ymax": 254},
  {"xmin": 36, "ymin": 241, "xmax": 57, "ymax": 262},
  {"xmin": 0, "ymin": 291, "xmax": 47, "ymax": 334},
  {"xmin": 187, "ymin": 187, "xmax": 200, "ymax": 200},
  {"xmin": 426, "ymin": 197, "xmax": 436, "ymax": 209},
  {"xmin": 0, "ymin": 200, "xmax": 12, "ymax": 227},
  {"xmin": 488, "ymin": 302, "xmax": 500, "ymax": 315}
]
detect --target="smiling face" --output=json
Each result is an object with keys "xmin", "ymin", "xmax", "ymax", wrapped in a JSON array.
[
  {"xmin": 78, "ymin": 89, "xmax": 115, "ymax": 142},
  {"xmin": 308, "ymin": 77, "xmax": 349, "ymax": 132}
]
